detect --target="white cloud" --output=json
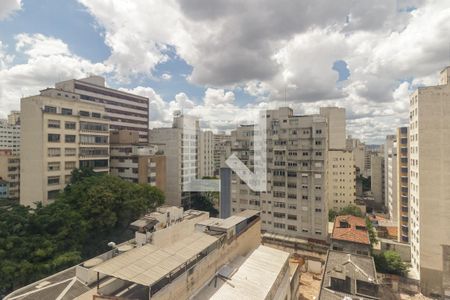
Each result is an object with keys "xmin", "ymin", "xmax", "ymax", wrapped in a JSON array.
[
  {"xmin": 161, "ymin": 73, "xmax": 171, "ymax": 80},
  {"xmin": 0, "ymin": 0, "xmax": 21, "ymax": 20},
  {"xmin": 0, "ymin": 34, "xmax": 111, "ymax": 118}
]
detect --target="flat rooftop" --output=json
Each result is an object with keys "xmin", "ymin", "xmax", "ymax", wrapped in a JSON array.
[
  {"xmin": 93, "ymin": 231, "xmax": 218, "ymax": 286},
  {"xmin": 193, "ymin": 245, "xmax": 290, "ymax": 299}
]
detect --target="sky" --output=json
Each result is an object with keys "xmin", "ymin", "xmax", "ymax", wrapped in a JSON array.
[{"xmin": 0, "ymin": 0, "xmax": 449, "ymax": 143}]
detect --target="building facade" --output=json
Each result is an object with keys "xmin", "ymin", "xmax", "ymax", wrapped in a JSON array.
[
  {"xmin": 20, "ymin": 88, "xmax": 110, "ymax": 207},
  {"xmin": 229, "ymin": 107, "xmax": 330, "ymax": 241},
  {"xmin": 327, "ymin": 150, "xmax": 356, "ymax": 211},
  {"xmin": 0, "ymin": 118, "xmax": 20, "ymax": 155},
  {"xmin": 385, "ymin": 137, "xmax": 398, "ymax": 222},
  {"xmin": 396, "ymin": 126, "xmax": 409, "ymax": 243},
  {"xmin": 346, "ymin": 136, "xmax": 366, "ymax": 177},
  {"xmin": 370, "ymin": 154, "xmax": 384, "ymax": 206},
  {"xmin": 409, "ymin": 67, "xmax": 450, "ymax": 297},
  {"xmin": 110, "ymin": 130, "xmax": 166, "ymax": 192},
  {"xmin": 198, "ymin": 130, "xmax": 215, "ymax": 178},
  {"xmin": 56, "ymin": 76, "xmax": 149, "ymax": 142},
  {"xmin": 213, "ymin": 133, "xmax": 231, "ymax": 176},
  {"xmin": 0, "ymin": 149, "xmax": 20, "ymax": 200},
  {"xmin": 148, "ymin": 114, "xmax": 199, "ymax": 207}
]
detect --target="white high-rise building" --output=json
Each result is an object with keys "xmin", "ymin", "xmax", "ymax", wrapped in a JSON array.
[
  {"xmin": 149, "ymin": 114, "xmax": 199, "ymax": 208},
  {"xmin": 409, "ymin": 66, "xmax": 450, "ymax": 297},
  {"xmin": 0, "ymin": 114, "xmax": 20, "ymax": 154},
  {"xmin": 385, "ymin": 138, "xmax": 398, "ymax": 222},
  {"xmin": 396, "ymin": 126, "xmax": 409, "ymax": 243}
]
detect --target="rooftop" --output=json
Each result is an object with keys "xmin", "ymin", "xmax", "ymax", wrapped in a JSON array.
[
  {"xmin": 93, "ymin": 231, "xmax": 218, "ymax": 286},
  {"xmin": 193, "ymin": 245, "xmax": 290, "ymax": 299},
  {"xmin": 319, "ymin": 250, "xmax": 379, "ymax": 300},
  {"xmin": 332, "ymin": 215, "xmax": 370, "ymax": 245}
]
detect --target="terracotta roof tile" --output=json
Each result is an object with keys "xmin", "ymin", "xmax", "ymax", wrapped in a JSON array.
[{"xmin": 332, "ymin": 215, "xmax": 370, "ymax": 245}]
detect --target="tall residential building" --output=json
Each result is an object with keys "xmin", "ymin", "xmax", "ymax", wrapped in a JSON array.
[
  {"xmin": 56, "ymin": 75, "xmax": 149, "ymax": 142},
  {"xmin": 370, "ymin": 154, "xmax": 384, "ymax": 206},
  {"xmin": 409, "ymin": 66, "xmax": 450, "ymax": 297},
  {"xmin": 109, "ymin": 130, "xmax": 166, "ymax": 192},
  {"xmin": 385, "ymin": 136, "xmax": 398, "ymax": 222},
  {"xmin": 327, "ymin": 150, "xmax": 356, "ymax": 211},
  {"xmin": 213, "ymin": 133, "xmax": 231, "ymax": 176},
  {"xmin": 198, "ymin": 130, "xmax": 214, "ymax": 178},
  {"xmin": 7, "ymin": 110, "xmax": 20, "ymax": 125},
  {"xmin": 20, "ymin": 88, "xmax": 110, "ymax": 207},
  {"xmin": 319, "ymin": 107, "xmax": 346, "ymax": 149},
  {"xmin": 0, "ymin": 149, "xmax": 20, "ymax": 200},
  {"xmin": 148, "ymin": 114, "xmax": 199, "ymax": 207},
  {"xmin": 346, "ymin": 136, "xmax": 366, "ymax": 177},
  {"xmin": 230, "ymin": 107, "xmax": 330, "ymax": 241},
  {"xmin": 396, "ymin": 126, "xmax": 409, "ymax": 243},
  {"xmin": 384, "ymin": 134, "xmax": 396, "ymax": 207},
  {"xmin": 0, "ymin": 118, "xmax": 20, "ymax": 154}
]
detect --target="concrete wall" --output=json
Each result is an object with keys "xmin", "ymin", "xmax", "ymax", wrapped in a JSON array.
[
  {"xmin": 331, "ymin": 239, "xmax": 370, "ymax": 256},
  {"xmin": 151, "ymin": 220, "xmax": 261, "ymax": 300}
]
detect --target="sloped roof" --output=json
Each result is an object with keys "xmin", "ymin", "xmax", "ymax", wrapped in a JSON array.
[{"xmin": 332, "ymin": 215, "xmax": 370, "ymax": 245}]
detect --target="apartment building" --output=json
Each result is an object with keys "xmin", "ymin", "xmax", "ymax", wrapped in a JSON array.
[
  {"xmin": 384, "ymin": 135, "xmax": 396, "ymax": 207},
  {"xmin": 7, "ymin": 110, "xmax": 20, "ymax": 125},
  {"xmin": 396, "ymin": 127, "xmax": 409, "ymax": 243},
  {"xmin": 149, "ymin": 114, "xmax": 199, "ymax": 207},
  {"xmin": 385, "ymin": 137, "xmax": 398, "ymax": 222},
  {"xmin": 327, "ymin": 150, "xmax": 356, "ymax": 211},
  {"xmin": 20, "ymin": 88, "xmax": 110, "ymax": 207},
  {"xmin": 110, "ymin": 130, "xmax": 165, "ymax": 191},
  {"xmin": 56, "ymin": 75, "xmax": 149, "ymax": 142},
  {"xmin": 346, "ymin": 136, "xmax": 366, "ymax": 177},
  {"xmin": 213, "ymin": 133, "xmax": 231, "ymax": 175},
  {"xmin": 0, "ymin": 118, "xmax": 20, "ymax": 154},
  {"xmin": 409, "ymin": 66, "xmax": 450, "ymax": 297},
  {"xmin": 198, "ymin": 130, "xmax": 214, "ymax": 178},
  {"xmin": 0, "ymin": 149, "xmax": 20, "ymax": 200},
  {"xmin": 370, "ymin": 154, "xmax": 384, "ymax": 206},
  {"xmin": 229, "ymin": 107, "xmax": 330, "ymax": 241}
]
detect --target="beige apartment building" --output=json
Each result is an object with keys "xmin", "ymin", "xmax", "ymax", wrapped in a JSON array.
[
  {"xmin": 0, "ymin": 149, "xmax": 20, "ymax": 200},
  {"xmin": 370, "ymin": 154, "xmax": 384, "ymax": 206},
  {"xmin": 213, "ymin": 133, "xmax": 231, "ymax": 175},
  {"xmin": 346, "ymin": 136, "xmax": 366, "ymax": 176},
  {"xmin": 198, "ymin": 130, "xmax": 214, "ymax": 178},
  {"xmin": 230, "ymin": 107, "xmax": 331, "ymax": 240},
  {"xmin": 110, "ymin": 130, "xmax": 166, "ymax": 192},
  {"xmin": 396, "ymin": 126, "xmax": 409, "ymax": 243},
  {"xmin": 20, "ymin": 88, "xmax": 110, "ymax": 207},
  {"xmin": 409, "ymin": 66, "xmax": 450, "ymax": 297},
  {"xmin": 327, "ymin": 150, "xmax": 356, "ymax": 211},
  {"xmin": 0, "ymin": 117, "xmax": 20, "ymax": 155}
]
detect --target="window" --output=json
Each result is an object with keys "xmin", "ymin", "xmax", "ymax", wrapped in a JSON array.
[
  {"xmin": 61, "ymin": 108, "xmax": 72, "ymax": 115},
  {"xmin": 80, "ymin": 122, "xmax": 108, "ymax": 132},
  {"xmin": 287, "ymin": 214, "xmax": 297, "ymax": 220},
  {"xmin": 44, "ymin": 106, "xmax": 57, "ymax": 113},
  {"xmin": 47, "ymin": 162, "xmax": 60, "ymax": 171},
  {"xmin": 65, "ymin": 135, "xmax": 76, "ymax": 143},
  {"xmin": 65, "ymin": 161, "xmax": 76, "ymax": 170},
  {"xmin": 288, "ymin": 204, "xmax": 297, "ymax": 209},
  {"xmin": 48, "ymin": 148, "xmax": 61, "ymax": 157},
  {"xmin": 65, "ymin": 148, "xmax": 76, "ymax": 156},
  {"xmin": 315, "ymin": 129, "xmax": 322, "ymax": 134},
  {"xmin": 273, "ymin": 212, "xmax": 285, "ymax": 218},
  {"xmin": 274, "ymin": 223, "xmax": 285, "ymax": 229},
  {"xmin": 274, "ymin": 201, "xmax": 286, "ymax": 208},
  {"xmin": 91, "ymin": 112, "xmax": 101, "ymax": 118},
  {"xmin": 315, "ymin": 208, "xmax": 322, "ymax": 212},
  {"xmin": 47, "ymin": 176, "xmax": 60, "ymax": 185},
  {"xmin": 47, "ymin": 190, "xmax": 60, "ymax": 199},
  {"xmin": 79, "ymin": 110, "xmax": 90, "ymax": 117},
  {"xmin": 48, "ymin": 134, "xmax": 60, "ymax": 142},
  {"xmin": 65, "ymin": 122, "xmax": 76, "ymax": 130},
  {"xmin": 288, "ymin": 225, "xmax": 297, "ymax": 231},
  {"xmin": 48, "ymin": 120, "xmax": 60, "ymax": 128}
]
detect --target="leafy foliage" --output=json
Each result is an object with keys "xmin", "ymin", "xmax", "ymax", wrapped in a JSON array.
[
  {"xmin": 365, "ymin": 217, "xmax": 378, "ymax": 247},
  {"xmin": 0, "ymin": 170, "xmax": 164, "ymax": 296},
  {"xmin": 328, "ymin": 204, "xmax": 363, "ymax": 221},
  {"xmin": 191, "ymin": 193, "xmax": 219, "ymax": 217},
  {"xmin": 373, "ymin": 250, "xmax": 408, "ymax": 276}
]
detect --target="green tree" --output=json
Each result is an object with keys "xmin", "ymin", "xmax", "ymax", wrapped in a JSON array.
[
  {"xmin": 191, "ymin": 193, "xmax": 219, "ymax": 217},
  {"xmin": 373, "ymin": 250, "xmax": 408, "ymax": 276},
  {"xmin": 365, "ymin": 217, "xmax": 378, "ymax": 248},
  {"xmin": 0, "ymin": 170, "xmax": 164, "ymax": 296},
  {"xmin": 328, "ymin": 204, "xmax": 363, "ymax": 221}
]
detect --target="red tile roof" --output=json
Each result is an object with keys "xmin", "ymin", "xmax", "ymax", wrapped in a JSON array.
[{"xmin": 332, "ymin": 215, "xmax": 370, "ymax": 245}]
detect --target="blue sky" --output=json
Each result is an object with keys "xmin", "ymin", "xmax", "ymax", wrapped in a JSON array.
[{"xmin": 0, "ymin": 0, "xmax": 448, "ymax": 143}]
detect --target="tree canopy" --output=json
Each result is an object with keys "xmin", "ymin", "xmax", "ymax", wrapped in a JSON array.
[
  {"xmin": 373, "ymin": 250, "xmax": 408, "ymax": 276},
  {"xmin": 328, "ymin": 204, "xmax": 363, "ymax": 221},
  {"xmin": 0, "ymin": 170, "xmax": 164, "ymax": 296}
]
